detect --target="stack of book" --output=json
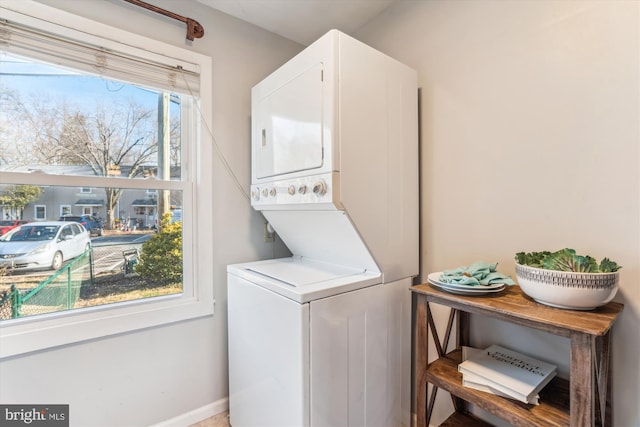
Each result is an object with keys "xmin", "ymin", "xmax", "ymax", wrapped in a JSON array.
[{"xmin": 458, "ymin": 344, "xmax": 557, "ymax": 405}]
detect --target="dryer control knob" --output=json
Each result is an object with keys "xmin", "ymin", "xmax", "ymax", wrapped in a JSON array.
[
  {"xmin": 251, "ymin": 189, "xmax": 260, "ymax": 201},
  {"xmin": 312, "ymin": 181, "xmax": 327, "ymax": 196},
  {"xmin": 288, "ymin": 185, "xmax": 296, "ymax": 196},
  {"xmin": 262, "ymin": 188, "xmax": 269, "ymax": 197},
  {"xmin": 269, "ymin": 188, "xmax": 277, "ymax": 197},
  {"xmin": 298, "ymin": 185, "xmax": 307, "ymax": 194}
]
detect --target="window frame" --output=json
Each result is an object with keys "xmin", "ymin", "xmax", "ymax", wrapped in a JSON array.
[
  {"xmin": 59, "ymin": 204, "xmax": 71, "ymax": 216},
  {"xmin": 34, "ymin": 204, "xmax": 46, "ymax": 220},
  {"xmin": 0, "ymin": 2, "xmax": 214, "ymax": 358}
]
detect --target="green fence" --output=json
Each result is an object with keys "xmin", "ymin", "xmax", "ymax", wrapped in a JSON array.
[{"xmin": 0, "ymin": 249, "xmax": 94, "ymax": 320}]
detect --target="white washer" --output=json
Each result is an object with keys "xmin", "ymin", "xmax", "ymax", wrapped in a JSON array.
[
  {"xmin": 228, "ymin": 30, "xmax": 418, "ymax": 427},
  {"xmin": 228, "ymin": 257, "xmax": 410, "ymax": 427}
]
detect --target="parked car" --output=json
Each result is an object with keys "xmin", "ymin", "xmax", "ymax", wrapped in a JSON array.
[
  {"xmin": 58, "ymin": 214, "xmax": 103, "ymax": 236},
  {"xmin": 0, "ymin": 221, "xmax": 91, "ymax": 271},
  {"xmin": 170, "ymin": 209, "xmax": 182, "ymax": 224},
  {"xmin": 0, "ymin": 219, "xmax": 28, "ymax": 236}
]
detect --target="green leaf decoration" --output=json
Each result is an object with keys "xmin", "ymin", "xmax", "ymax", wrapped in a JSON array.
[{"xmin": 516, "ymin": 248, "xmax": 621, "ymax": 273}]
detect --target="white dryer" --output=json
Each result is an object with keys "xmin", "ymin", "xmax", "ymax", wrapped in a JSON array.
[{"xmin": 228, "ymin": 30, "xmax": 418, "ymax": 427}]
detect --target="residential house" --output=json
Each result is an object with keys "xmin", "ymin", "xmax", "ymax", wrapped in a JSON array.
[{"xmin": 1, "ymin": 165, "xmax": 182, "ymax": 229}]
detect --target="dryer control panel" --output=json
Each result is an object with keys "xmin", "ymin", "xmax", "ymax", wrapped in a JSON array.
[{"xmin": 250, "ymin": 172, "xmax": 341, "ymax": 210}]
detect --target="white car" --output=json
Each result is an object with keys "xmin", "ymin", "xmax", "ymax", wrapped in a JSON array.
[{"xmin": 0, "ymin": 221, "xmax": 91, "ymax": 271}]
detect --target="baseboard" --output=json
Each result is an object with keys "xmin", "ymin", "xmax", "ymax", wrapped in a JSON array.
[{"xmin": 152, "ymin": 397, "xmax": 229, "ymax": 427}]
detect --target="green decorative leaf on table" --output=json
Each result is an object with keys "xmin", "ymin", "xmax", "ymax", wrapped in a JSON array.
[
  {"xmin": 542, "ymin": 249, "xmax": 598, "ymax": 272},
  {"xmin": 599, "ymin": 258, "xmax": 621, "ymax": 273},
  {"xmin": 514, "ymin": 251, "xmax": 550, "ymax": 268},
  {"xmin": 516, "ymin": 248, "xmax": 621, "ymax": 273}
]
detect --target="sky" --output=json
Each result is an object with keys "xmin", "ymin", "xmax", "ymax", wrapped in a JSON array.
[
  {"xmin": 0, "ymin": 52, "xmax": 160, "ymax": 110},
  {"xmin": 0, "ymin": 52, "xmax": 181, "ymax": 170}
]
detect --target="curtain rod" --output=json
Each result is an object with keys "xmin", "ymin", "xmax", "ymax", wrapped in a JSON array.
[{"xmin": 123, "ymin": 0, "xmax": 204, "ymax": 41}]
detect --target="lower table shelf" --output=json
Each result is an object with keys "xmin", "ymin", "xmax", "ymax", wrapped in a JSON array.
[
  {"xmin": 439, "ymin": 412, "xmax": 493, "ymax": 426},
  {"xmin": 428, "ymin": 349, "xmax": 570, "ymax": 427}
]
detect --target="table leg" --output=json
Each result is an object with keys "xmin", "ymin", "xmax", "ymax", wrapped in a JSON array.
[
  {"xmin": 594, "ymin": 332, "xmax": 612, "ymax": 427},
  {"xmin": 457, "ymin": 310, "xmax": 470, "ymax": 348},
  {"xmin": 570, "ymin": 332, "xmax": 595, "ymax": 427},
  {"xmin": 414, "ymin": 293, "xmax": 428, "ymax": 427},
  {"xmin": 451, "ymin": 310, "xmax": 470, "ymax": 413}
]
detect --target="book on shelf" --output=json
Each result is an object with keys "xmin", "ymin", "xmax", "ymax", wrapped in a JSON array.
[
  {"xmin": 461, "ymin": 369, "xmax": 540, "ymax": 405},
  {"xmin": 458, "ymin": 344, "xmax": 556, "ymax": 404}
]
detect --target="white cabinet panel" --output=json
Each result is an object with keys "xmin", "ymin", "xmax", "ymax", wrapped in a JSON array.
[
  {"xmin": 310, "ymin": 282, "xmax": 406, "ymax": 427},
  {"xmin": 228, "ymin": 274, "xmax": 310, "ymax": 427}
]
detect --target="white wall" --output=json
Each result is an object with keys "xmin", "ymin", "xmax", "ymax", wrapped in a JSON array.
[
  {"xmin": 0, "ymin": 1, "xmax": 296, "ymax": 425},
  {"xmin": 356, "ymin": 1, "xmax": 639, "ymax": 426}
]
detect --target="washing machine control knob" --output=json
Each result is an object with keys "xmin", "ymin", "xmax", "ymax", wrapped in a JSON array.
[
  {"xmin": 269, "ymin": 188, "xmax": 277, "ymax": 197},
  {"xmin": 251, "ymin": 189, "xmax": 260, "ymax": 201},
  {"xmin": 312, "ymin": 180, "xmax": 327, "ymax": 196},
  {"xmin": 288, "ymin": 185, "xmax": 296, "ymax": 196},
  {"xmin": 298, "ymin": 185, "xmax": 307, "ymax": 194},
  {"xmin": 262, "ymin": 188, "xmax": 269, "ymax": 198}
]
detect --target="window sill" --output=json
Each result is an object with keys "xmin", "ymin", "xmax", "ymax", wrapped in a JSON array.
[{"xmin": 0, "ymin": 292, "xmax": 214, "ymax": 358}]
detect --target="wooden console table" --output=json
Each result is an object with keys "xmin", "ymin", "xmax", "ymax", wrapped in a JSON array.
[{"xmin": 411, "ymin": 284, "xmax": 624, "ymax": 427}]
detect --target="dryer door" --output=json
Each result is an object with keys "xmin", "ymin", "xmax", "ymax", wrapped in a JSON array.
[{"xmin": 254, "ymin": 62, "xmax": 324, "ymax": 179}]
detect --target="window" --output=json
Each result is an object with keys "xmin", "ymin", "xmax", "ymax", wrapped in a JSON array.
[
  {"xmin": 59, "ymin": 224, "xmax": 74, "ymax": 240},
  {"xmin": 0, "ymin": 2, "xmax": 213, "ymax": 357},
  {"xmin": 34, "ymin": 205, "xmax": 46, "ymax": 220},
  {"xmin": 1, "ymin": 60, "xmax": 181, "ymax": 288}
]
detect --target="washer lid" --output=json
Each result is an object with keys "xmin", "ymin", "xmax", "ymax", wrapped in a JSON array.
[
  {"xmin": 247, "ymin": 257, "xmax": 364, "ymax": 287},
  {"xmin": 228, "ymin": 256, "xmax": 381, "ymax": 303}
]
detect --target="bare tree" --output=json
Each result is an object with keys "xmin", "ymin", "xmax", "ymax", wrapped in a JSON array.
[
  {"xmin": 170, "ymin": 115, "xmax": 181, "ymax": 168},
  {"xmin": 0, "ymin": 90, "xmax": 62, "ymax": 165},
  {"xmin": 54, "ymin": 103, "xmax": 157, "ymax": 228},
  {"xmin": 1, "ymin": 89, "xmax": 175, "ymax": 230}
]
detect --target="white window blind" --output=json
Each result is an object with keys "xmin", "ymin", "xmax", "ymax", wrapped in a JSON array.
[{"xmin": 0, "ymin": 19, "xmax": 200, "ymax": 96}]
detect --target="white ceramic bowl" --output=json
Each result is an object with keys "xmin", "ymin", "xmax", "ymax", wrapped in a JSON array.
[{"xmin": 515, "ymin": 263, "xmax": 619, "ymax": 310}]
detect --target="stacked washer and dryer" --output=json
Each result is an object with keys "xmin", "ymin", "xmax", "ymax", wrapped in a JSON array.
[{"xmin": 227, "ymin": 30, "xmax": 418, "ymax": 427}]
